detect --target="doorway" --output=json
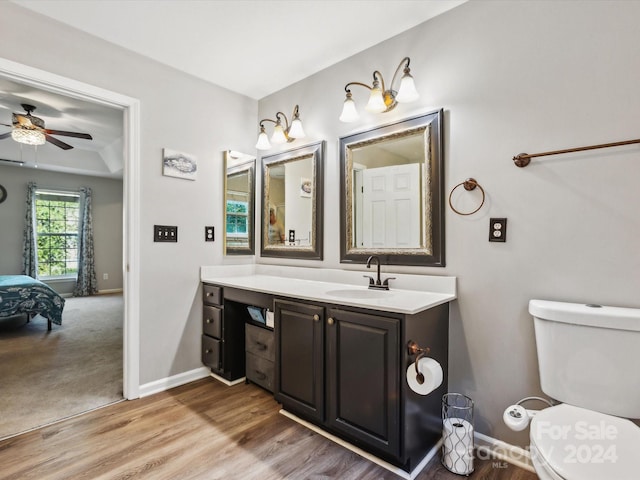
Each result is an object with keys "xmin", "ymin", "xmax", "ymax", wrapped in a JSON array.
[{"xmin": 0, "ymin": 58, "xmax": 140, "ymax": 404}]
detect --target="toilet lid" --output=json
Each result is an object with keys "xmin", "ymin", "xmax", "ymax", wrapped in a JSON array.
[{"xmin": 530, "ymin": 404, "xmax": 640, "ymax": 480}]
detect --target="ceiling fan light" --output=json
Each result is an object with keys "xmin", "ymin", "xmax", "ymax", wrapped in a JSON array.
[
  {"xmin": 288, "ymin": 118, "xmax": 306, "ymax": 139},
  {"xmin": 12, "ymin": 128, "xmax": 45, "ymax": 146},
  {"xmin": 255, "ymin": 130, "xmax": 271, "ymax": 150},
  {"xmin": 365, "ymin": 86, "xmax": 386, "ymax": 113},
  {"xmin": 395, "ymin": 70, "xmax": 419, "ymax": 103},
  {"xmin": 270, "ymin": 123, "xmax": 288, "ymax": 145}
]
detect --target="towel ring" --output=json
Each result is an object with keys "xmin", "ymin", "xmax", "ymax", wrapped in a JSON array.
[{"xmin": 448, "ymin": 178, "xmax": 485, "ymax": 216}]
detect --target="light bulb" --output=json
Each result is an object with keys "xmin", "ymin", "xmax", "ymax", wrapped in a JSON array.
[
  {"xmin": 339, "ymin": 94, "xmax": 359, "ymax": 122},
  {"xmin": 395, "ymin": 70, "xmax": 419, "ymax": 103},
  {"xmin": 255, "ymin": 131, "xmax": 271, "ymax": 150},
  {"xmin": 270, "ymin": 123, "xmax": 287, "ymax": 145},
  {"xmin": 288, "ymin": 118, "xmax": 306, "ymax": 139},
  {"xmin": 365, "ymin": 86, "xmax": 386, "ymax": 113}
]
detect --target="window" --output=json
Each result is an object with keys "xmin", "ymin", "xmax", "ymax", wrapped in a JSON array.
[
  {"xmin": 35, "ymin": 189, "xmax": 80, "ymax": 278},
  {"xmin": 226, "ymin": 199, "xmax": 249, "ymax": 243}
]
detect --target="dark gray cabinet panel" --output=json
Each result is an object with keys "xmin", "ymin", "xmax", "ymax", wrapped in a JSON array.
[
  {"xmin": 274, "ymin": 300, "xmax": 325, "ymax": 423},
  {"xmin": 246, "ymin": 323, "xmax": 275, "ymax": 392},
  {"xmin": 326, "ymin": 308, "xmax": 400, "ymax": 459}
]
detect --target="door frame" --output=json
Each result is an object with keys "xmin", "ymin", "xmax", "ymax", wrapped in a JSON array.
[{"xmin": 0, "ymin": 57, "xmax": 141, "ymax": 399}]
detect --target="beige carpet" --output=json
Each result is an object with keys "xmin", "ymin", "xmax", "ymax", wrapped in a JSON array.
[{"xmin": 0, "ymin": 293, "xmax": 123, "ymax": 440}]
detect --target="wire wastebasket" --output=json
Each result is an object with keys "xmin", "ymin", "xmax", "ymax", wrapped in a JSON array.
[{"xmin": 442, "ymin": 393, "xmax": 474, "ymax": 475}]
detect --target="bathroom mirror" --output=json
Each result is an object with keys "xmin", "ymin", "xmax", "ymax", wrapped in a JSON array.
[
  {"xmin": 339, "ymin": 110, "xmax": 444, "ymax": 266},
  {"xmin": 224, "ymin": 150, "xmax": 256, "ymax": 255},
  {"xmin": 261, "ymin": 141, "xmax": 324, "ymax": 260}
]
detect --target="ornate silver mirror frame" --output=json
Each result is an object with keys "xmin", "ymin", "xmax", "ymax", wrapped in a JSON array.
[
  {"xmin": 339, "ymin": 110, "xmax": 444, "ymax": 266},
  {"xmin": 261, "ymin": 141, "xmax": 324, "ymax": 260},
  {"xmin": 224, "ymin": 150, "xmax": 256, "ymax": 255}
]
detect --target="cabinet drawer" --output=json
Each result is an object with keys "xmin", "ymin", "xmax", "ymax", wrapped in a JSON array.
[
  {"xmin": 203, "ymin": 305, "xmax": 222, "ymax": 338},
  {"xmin": 245, "ymin": 323, "xmax": 274, "ymax": 361},
  {"xmin": 201, "ymin": 335, "xmax": 221, "ymax": 370},
  {"xmin": 203, "ymin": 284, "xmax": 222, "ymax": 306},
  {"xmin": 246, "ymin": 352, "xmax": 274, "ymax": 392}
]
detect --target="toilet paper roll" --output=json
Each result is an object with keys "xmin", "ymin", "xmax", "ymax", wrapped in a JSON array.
[
  {"xmin": 406, "ymin": 357, "xmax": 443, "ymax": 395},
  {"xmin": 442, "ymin": 417, "xmax": 474, "ymax": 475}
]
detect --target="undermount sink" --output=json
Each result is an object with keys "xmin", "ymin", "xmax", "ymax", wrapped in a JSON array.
[{"xmin": 325, "ymin": 288, "xmax": 393, "ymax": 299}]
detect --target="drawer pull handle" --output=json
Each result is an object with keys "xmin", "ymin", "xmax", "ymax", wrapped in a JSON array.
[
  {"xmin": 328, "ymin": 317, "xmax": 334, "ymax": 325},
  {"xmin": 313, "ymin": 314, "xmax": 320, "ymax": 322},
  {"xmin": 206, "ymin": 292, "xmax": 213, "ymax": 297},
  {"xmin": 205, "ymin": 349, "xmax": 212, "ymax": 354},
  {"xmin": 206, "ymin": 318, "xmax": 212, "ymax": 323},
  {"xmin": 255, "ymin": 370, "xmax": 267, "ymax": 380},
  {"xmin": 255, "ymin": 341, "xmax": 268, "ymax": 350}
]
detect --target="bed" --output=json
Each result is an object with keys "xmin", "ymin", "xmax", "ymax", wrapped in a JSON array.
[{"xmin": 0, "ymin": 275, "xmax": 65, "ymax": 330}]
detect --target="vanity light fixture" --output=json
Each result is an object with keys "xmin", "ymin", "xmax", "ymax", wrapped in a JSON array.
[
  {"xmin": 339, "ymin": 56, "xmax": 420, "ymax": 123},
  {"xmin": 255, "ymin": 105, "xmax": 306, "ymax": 150}
]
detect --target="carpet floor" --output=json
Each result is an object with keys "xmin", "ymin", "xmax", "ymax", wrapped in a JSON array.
[{"xmin": 0, "ymin": 293, "xmax": 123, "ymax": 440}]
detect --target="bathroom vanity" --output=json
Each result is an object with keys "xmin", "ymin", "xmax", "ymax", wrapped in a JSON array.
[{"xmin": 200, "ymin": 265, "xmax": 456, "ymax": 476}]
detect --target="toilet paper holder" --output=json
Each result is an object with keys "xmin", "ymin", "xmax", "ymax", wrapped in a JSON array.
[{"xmin": 407, "ymin": 340, "xmax": 431, "ymax": 385}]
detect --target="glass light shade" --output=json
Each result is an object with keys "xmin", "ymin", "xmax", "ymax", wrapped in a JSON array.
[
  {"xmin": 395, "ymin": 72, "xmax": 420, "ymax": 103},
  {"xmin": 365, "ymin": 87, "xmax": 386, "ymax": 113},
  {"xmin": 270, "ymin": 124, "xmax": 288, "ymax": 145},
  {"xmin": 288, "ymin": 118, "xmax": 306, "ymax": 139},
  {"xmin": 255, "ymin": 131, "xmax": 271, "ymax": 150},
  {"xmin": 12, "ymin": 128, "xmax": 45, "ymax": 146},
  {"xmin": 339, "ymin": 97, "xmax": 359, "ymax": 123}
]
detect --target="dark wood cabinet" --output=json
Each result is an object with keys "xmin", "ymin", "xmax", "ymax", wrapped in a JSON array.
[
  {"xmin": 274, "ymin": 298, "xmax": 449, "ymax": 473},
  {"xmin": 245, "ymin": 323, "xmax": 275, "ymax": 392},
  {"xmin": 326, "ymin": 308, "xmax": 400, "ymax": 459},
  {"xmin": 274, "ymin": 300, "xmax": 325, "ymax": 423},
  {"xmin": 202, "ymin": 280, "xmax": 449, "ymax": 474}
]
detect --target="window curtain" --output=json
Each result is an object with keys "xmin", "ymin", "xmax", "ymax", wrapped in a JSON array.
[
  {"xmin": 74, "ymin": 187, "xmax": 98, "ymax": 296},
  {"xmin": 21, "ymin": 181, "xmax": 37, "ymax": 278}
]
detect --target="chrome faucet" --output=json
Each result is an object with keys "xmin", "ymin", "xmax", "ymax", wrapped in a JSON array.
[{"xmin": 364, "ymin": 255, "xmax": 395, "ymax": 290}]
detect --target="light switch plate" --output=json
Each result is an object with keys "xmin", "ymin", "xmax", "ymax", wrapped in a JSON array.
[
  {"xmin": 489, "ymin": 218, "xmax": 507, "ymax": 242},
  {"xmin": 205, "ymin": 226, "xmax": 215, "ymax": 242},
  {"xmin": 154, "ymin": 225, "xmax": 178, "ymax": 242}
]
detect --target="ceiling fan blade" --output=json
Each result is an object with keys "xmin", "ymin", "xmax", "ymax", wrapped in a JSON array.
[
  {"xmin": 45, "ymin": 129, "xmax": 93, "ymax": 140},
  {"xmin": 0, "ymin": 132, "xmax": 12, "ymax": 140},
  {"xmin": 45, "ymin": 134, "xmax": 73, "ymax": 150}
]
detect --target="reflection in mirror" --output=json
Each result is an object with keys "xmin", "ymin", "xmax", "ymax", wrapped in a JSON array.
[
  {"xmin": 339, "ymin": 110, "xmax": 444, "ymax": 266},
  {"xmin": 261, "ymin": 141, "xmax": 324, "ymax": 260},
  {"xmin": 224, "ymin": 150, "xmax": 256, "ymax": 255}
]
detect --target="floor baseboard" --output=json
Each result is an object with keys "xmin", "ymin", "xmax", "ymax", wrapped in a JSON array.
[
  {"xmin": 474, "ymin": 431, "xmax": 535, "ymax": 472},
  {"xmin": 138, "ymin": 367, "xmax": 211, "ymax": 398}
]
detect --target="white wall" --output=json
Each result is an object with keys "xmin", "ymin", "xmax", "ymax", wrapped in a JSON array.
[
  {"xmin": 257, "ymin": 0, "xmax": 640, "ymax": 445},
  {"xmin": 0, "ymin": 2, "xmax": 257, "ymax": 384},
  {"xmin": 0, "ymin": 164, "xmax": 123, "ymax": 294}
]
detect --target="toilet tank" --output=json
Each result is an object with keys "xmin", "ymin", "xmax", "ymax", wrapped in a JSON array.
[{"xmin": 530, "ymin": 299, "xmax": 640, "ymax": 419}]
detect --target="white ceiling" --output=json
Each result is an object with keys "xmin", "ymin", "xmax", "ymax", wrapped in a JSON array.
[
  {"xmin": 1, "ymin": 0, "xmax": 465, "ymax": 177},
  {"xmin": 14, "ymin": 0, "xmax": 466, "ymax": 100}
]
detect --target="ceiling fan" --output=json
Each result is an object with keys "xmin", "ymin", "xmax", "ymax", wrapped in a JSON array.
[{"xmin": 0, "ymin": 103, "xmax": 93, "ymax": 150}]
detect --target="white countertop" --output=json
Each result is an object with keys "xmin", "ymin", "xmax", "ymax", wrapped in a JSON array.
[{"xmin": 201, "ymin": 265, "xmax": 456, "ymax": 315}]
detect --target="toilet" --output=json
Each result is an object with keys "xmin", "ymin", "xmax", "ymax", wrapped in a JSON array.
[{"xmin": 529, "ymin": 299, "xmax": 640, "ymax": 480}]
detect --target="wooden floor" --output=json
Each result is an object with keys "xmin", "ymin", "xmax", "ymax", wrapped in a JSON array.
[{"xmin": 0, "ymin": 379, "xmax": 538, "ymax": 479}]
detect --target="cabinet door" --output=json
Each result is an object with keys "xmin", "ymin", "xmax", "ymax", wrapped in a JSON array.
[
  {"xmin": 326, "ymin": 308, "xmax": 400, "ymax": 459},
  {"xmin": 274, "ymin": 300, "xmax": 324, "ymax": 423}
]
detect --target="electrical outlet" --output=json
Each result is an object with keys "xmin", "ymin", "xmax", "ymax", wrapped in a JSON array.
[
  {"xmin": 205, "ymin": 226, "xmax": 215, "ymax": 242},
  {"xmin": 489, "ymin": 218, "xmax": 507, "ymax": 242},
  {"xmin": 103, "ymin": 273, "xmax": 109, "ymax": 280},
  {"xmin": 154, "ymin": 225, "xmax": 178, "ymax": 242}
]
